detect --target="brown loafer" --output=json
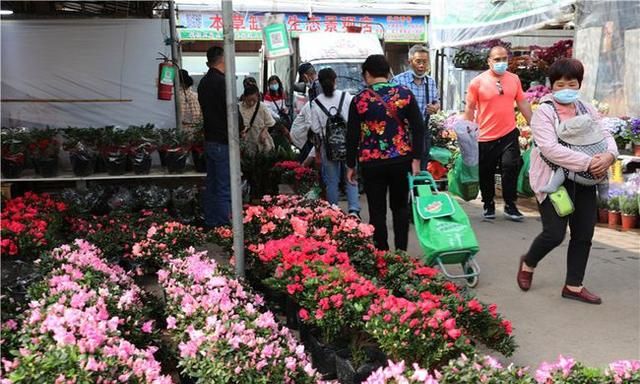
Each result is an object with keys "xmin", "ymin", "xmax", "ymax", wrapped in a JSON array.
[
  {"xmin": 517, "ymin": 255, "xmax": 533, "ymax": 291},
  {"xmin": 561, "ymin": 286, "xmax": 602, "ymax": 305}
]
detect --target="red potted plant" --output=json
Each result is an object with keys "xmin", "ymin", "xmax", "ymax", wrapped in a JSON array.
[
  {"xmin": 1, "ymin": 128, "xmax": 28, "ymax": 179},
  {"xmin": 28, "ymin": 128, "xmax": 60, "ymax": 178},
  {"xmin": 608, "ymin": 195, "xmax": 621, "ymax": 228},
  {"xmin": 621, "ymin": 194, "xmax": 639, "ymax": 231},
  {"xmin": 597, "ymin": 196, "xmax": 609, "ymax": 224}
]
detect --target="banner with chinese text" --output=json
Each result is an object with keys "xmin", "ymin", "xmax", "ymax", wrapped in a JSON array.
[{"xmin": 178, "ymin": 12, "xmax": 426, "ymax": 43}]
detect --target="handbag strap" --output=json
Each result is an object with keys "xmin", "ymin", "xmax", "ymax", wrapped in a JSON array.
[
  {"xmin": 249, "ymin": 101, "xmax": 260, "ymax": 128},
  {"xmin": 365, "ymin": 88, "xmax": 404, "ymax": 129}
]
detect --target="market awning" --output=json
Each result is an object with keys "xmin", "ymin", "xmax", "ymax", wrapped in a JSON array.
[{"xmin": 430, "ymin": 0, "xmax": 575, "ymax": 49}]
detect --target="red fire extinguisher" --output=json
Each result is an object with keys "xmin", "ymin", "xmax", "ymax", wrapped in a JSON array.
[{"xmin": 157, "ymin": 58, "xmax": 175, "ymax": 101}]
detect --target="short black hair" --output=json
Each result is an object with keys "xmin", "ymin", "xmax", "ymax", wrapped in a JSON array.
[
  {"xmin": 318, "ymin": 68, "xmax": 337, "ymax": 97},
  {"xmin": 179, "ymin": 69, "xmax": 193, "ymax": 88},
  {"xmin": 243, "ymin": 84, "xmax": 260, "ymax": 97},
  {"xmin": 548, "ymin": 58, "xmax": 585, "ymax": 87},
  {"xmin": 243, "ymin": 76, "xmax": 257, "ymax": 88},
  {"xmin": 488, "ymin": 45, "xmax": 509, "ymax": 58},
  {"xmin": 207, "ymin": 46, "xmax": 224, "ymax": 64},
  {"xmin": 362, "ymin": 54, "xmax": 390, "ymax": 78}
]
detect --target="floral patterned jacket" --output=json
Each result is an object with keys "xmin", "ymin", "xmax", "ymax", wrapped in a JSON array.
[{"xmin": 346, "ymin": 82, "xmax": 424, "ymax": 168}]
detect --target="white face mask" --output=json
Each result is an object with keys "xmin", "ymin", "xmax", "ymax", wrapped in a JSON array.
[{"xmin": 412, "ymin": 69, "xmax": 426, "ymax": 79}]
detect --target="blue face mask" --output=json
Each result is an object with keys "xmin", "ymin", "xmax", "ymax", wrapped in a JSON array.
[
  {"xmin": 269, "ymin": 84, "xmax": 280, "ymax": 92},
  {"xmin": 553, "ymin": 89, "xmax": 580, "ymax": 104},
  {"xmin": 492, "ymin": 62, "xmax": 508, "ymax": 75}
]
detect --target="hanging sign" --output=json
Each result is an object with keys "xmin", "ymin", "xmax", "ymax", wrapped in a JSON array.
[{"xmin": 262, "ymin": 22, "xmax": 292, "ymax": 59}]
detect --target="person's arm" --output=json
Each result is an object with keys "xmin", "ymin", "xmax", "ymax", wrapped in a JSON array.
[
  {"xmin": 262, "ymin": 104, "xmax": 276, "ymax": 128},
  {"xmin": 514, "ymin": 78, "xmax": 532, "ymax": 124},
  {"xmin": 290, "ymin": 103, "xmax": 311, "ymax": 149},
  {"xmin": 463, "ymin": 80, "xmax": 478, "ymax": 122},
  {"xmin": 531, "ymin": 104, "xmax": 591, "ymax": 172},
  {"xmin": 426, "ymin": 77, "xmax": 440, "ymax": 115},
  {"xmin": 346, "ymin": 98, "xmax": 361, "ymax": 169}
]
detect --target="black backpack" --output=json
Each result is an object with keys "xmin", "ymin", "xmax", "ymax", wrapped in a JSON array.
[{"xmin": 315, "ymin": 91, "xmax": 347, "ymax": 161}]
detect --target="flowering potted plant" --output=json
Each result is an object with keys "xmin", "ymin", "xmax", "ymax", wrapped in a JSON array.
[
  {"xmin": 597, "ymin": 196, "xmax": 609, "ymax": 224},
  {"xmin": 0, "ymin": 127, "xmax": 28, "ymax": 178},
  {"xmin": 28, "ymin": 128, "xmax": 60, "ymax": 177},
  {"xmin": 620, "ymin": 193, "xmax": 638, "ymax": 230},
  {"xmin": 101, "ymin": 126, "xmax": 130, "ymax": 175},
  {"xmin": 189, "ymin": 123, "xmax": 206, "ymax": 173},
  {"xmin": 608, "ymin": 194, "xmax": 621, "ymax": 228},
  {"xmin": 603, "ymin": 117, "xmax": 631, "ymax": 152},
  {"xmin": 62, "ymin": 127, "xmax": 99, "ymax": 176},
  {"xmin": 128, "ymin": 124, "xmax": 158, "ymax": 175},
  {"xmin": 161, "ymin": 129, "xmax": 189, "ymax": 174},
  {"xmin": 508, "ymin": 55, "xmax": 548, "ymax": 90},
  {"xmin": 627, "ymin": 117, "xmax": 640, "ymax": 156}
]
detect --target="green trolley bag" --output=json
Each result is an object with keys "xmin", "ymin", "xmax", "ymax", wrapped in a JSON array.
[
  {"xmin": 410, "ymin": 171, "xmax": 480, "ymax": 286},
  {"xmin": 447, "ymin": 155, "xmax": 479, "ymax": 201}
]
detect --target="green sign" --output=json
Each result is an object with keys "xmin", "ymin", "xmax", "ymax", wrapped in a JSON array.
[
  {"xmin": 262, "ymin": 23, "xmax": 292, "ymax": 59},
  {"xmin": 160, "ymin": 65, "xmax": 175, "ymax": 85}
]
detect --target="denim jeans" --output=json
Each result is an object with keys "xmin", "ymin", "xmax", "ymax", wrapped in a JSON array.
[
  {"xmin": 203, "ymin": 141, "xmax": 231, "ymax": 227},
  {"xmin": 321, "ymin": 150, "xmax": 360, "ymax": 213}
]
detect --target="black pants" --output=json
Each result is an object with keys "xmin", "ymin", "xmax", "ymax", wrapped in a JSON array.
[
  {"xmin": 479, "ymin": 128, "xmax": 520, "ymax": 207},
  {"xmin": 362, "ymin": 161, "xmax": 411, "ymax": 251},
  {"xmin": 524, "ymin": 180, "xmax": 597, "ymax": 286},
  {"xmin": 420, "ymin": 117, "xmax": 432, "ymax": 170}
]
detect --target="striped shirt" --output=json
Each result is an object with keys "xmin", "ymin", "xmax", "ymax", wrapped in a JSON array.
[{"xmin": 391, "ymin": 71, "xmax": 439, "ymax": 119}]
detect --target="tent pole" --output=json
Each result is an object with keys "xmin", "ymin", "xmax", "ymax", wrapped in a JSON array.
[
  {"xmin": 222, "ymin": 0, "xmax": 245, "ymax": 278},
  {"xmin": 169, "ymin": 0, "xmax": 183, "ymax": 132}
]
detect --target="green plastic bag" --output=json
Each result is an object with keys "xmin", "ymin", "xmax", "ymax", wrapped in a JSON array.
[
  {"xmin": 447, "ymin": 156, "xmax": 479, "ymax": 201},
  {"xmin": 412, "ymin": 188, "xmax": 479, "ymax": 265},
  {"xmin": 429, "ymin": 146, "xmax": 453, "ymax": 166},
  {"xmin": 517, "ymin": 148, "xmax": 535, "ymax": 197}
]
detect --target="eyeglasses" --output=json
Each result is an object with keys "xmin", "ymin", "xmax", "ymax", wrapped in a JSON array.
[{"xmin": 496, "ymin": 81, "xmax": 504, "ymax": 95}]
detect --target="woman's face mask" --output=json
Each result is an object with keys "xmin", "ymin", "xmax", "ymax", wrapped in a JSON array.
[
  {"xmin": 269, "ymin": 83, "xmax": 280, "ymax": 92},
  {"xmin": 552, "ymin": 78, "xmax": 581, "ymax": 104}
]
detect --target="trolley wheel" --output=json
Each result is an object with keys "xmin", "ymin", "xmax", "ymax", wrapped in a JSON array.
[{"xmin": 463, "ymin": 263, "xmax": 479, "ymax": 288}]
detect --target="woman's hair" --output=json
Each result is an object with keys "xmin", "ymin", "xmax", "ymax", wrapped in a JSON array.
[
  {"xmin": 243, "ymin": 76, "xmax": 257, "ymax": 89},
  {"xmin": 243, "ymin": 84, "xmax": 260, "ymax": 98},
  {"xmin": 362, "ymin": 54, "xmax": 390, "ymax": 79},
  {"xmin": 179, "ymin": 69, "xmax": 193, "ymax": 88},
  {"xmin": 548, "ymin": 58, "xmax": 585, "ymax": 87},
  {"xmin": 318, "ymin": 68, "xmax": 337, "ymax": 97},
  {"xmin": 266, "ymin": 75, "xmax": 284, "ymax": 97}
]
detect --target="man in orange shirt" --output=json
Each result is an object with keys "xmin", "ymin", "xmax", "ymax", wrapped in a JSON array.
[{"xmin": 463, "ymin": 46, "xmax": 532, "ymax": 221}]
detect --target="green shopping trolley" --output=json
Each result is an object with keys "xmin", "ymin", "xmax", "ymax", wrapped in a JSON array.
[{"xmin": 409, "ymin": 171, "xmax": 480, "ymax": 287}]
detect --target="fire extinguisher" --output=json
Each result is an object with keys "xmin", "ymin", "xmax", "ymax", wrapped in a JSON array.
[{"xmin": 157, "ymin": 56, "xmax": 175, "ymax": 101}]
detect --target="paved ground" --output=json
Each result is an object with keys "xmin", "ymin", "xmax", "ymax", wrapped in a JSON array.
[{"xmin": 342, "ymin": 194, "xmax": 640, "ymax": 369}]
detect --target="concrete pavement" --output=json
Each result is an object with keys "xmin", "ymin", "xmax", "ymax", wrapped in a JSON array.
[{"xmin": 344, "ymin": 195, "xmax": 640, "ymax": 368}]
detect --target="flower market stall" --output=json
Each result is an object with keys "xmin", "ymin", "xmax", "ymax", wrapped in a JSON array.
[{"xmin": 2, "ymin": 190, "xmax": 639, "ymax": 383}]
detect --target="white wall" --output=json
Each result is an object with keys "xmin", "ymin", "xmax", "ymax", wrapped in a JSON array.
[{"xmin": 1, "ymin": 19, "xmax": 176, "ymax": 128}]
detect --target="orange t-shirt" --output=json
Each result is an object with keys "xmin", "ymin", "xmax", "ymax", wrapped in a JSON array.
[{"xmin": 466, "ymin": 70, "xmax": 525, "ymax": 142}]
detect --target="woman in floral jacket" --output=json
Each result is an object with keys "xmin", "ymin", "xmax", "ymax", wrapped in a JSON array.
[{"xmin": 346, "ymin": 54, "xmax": 424, "ymax": 251}]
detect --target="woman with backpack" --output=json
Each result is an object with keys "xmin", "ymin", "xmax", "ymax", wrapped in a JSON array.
[
  {"xmin": 263, "ymin": 75, "xmax": 293, "ymax": 151},
  {"xmin": 300, "ymin": 67, "xmax": 360, "ymax": 217}
]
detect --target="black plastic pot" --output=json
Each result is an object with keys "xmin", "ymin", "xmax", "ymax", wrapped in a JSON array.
[
  {"xmin": 105, "ymin": 152, "xmax": 127, "ymax": 176},
  {"xmin": 132, "ymin": 152, "xmax": 152, "ymax": 175},
  {"xmin": 192, "ymin": 150, "xmax": 206, "ymax": 173},
  {"xmin": 1, "ymin": 156, "xmax": 24, "ymax": 178},
  {"xmin": 165, "ymin": 149, "xmax": 187, "ymax": 174},
  {"xmin": 70, "ymin": 153, "xmax": 95, "ymax": 177},
  {"xmin": 285, "ymin": 296, "xmax": 300, "ymax": 330},
  {"xmin": 305, "ymin": 331, "xmax": 337, "ymax": 379},
  {"xmin": 335, "ymin": 348, "xmax": 386, "ymax": 384},
  {"xmin": 94, "ymin": 156, "xmax": 107, "ymax": 173},
  {"xmin": 36, "ymin": 157, "xmax": 59, "ymax": 177},
  {"xmin": 159, "ymin": 149, "xmax": 167, "ymax": 167}
]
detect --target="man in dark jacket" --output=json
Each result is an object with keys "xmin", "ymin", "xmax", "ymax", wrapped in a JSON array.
[{"xmin": 198, "ymin": 46, "xmax": 230, "ymax": 227}]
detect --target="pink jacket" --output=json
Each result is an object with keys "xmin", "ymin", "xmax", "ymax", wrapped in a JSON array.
[{"xmin": 529, "ymin": 95, "xmax": 618, "ymax": 202}]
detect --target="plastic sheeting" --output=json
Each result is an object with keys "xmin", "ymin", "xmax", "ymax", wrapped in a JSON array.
[
  {"xmin": 430, "ymin": 0, "xmax": 574, "ymax": 49},
  {"xmin": 1, "ymin": 19, "xmax": 176, "ymax": 128},
  {"xmin": 574, "ymin": 1, "xmax": 640, "ymax": 116}
]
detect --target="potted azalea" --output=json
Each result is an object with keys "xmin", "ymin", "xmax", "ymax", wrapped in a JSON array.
[
  {"xmin": 28, "ymin": 128, "xmax": 60, "ymax": 177},
  {"xmin": 62, "ymin": 127, "xmax": 99, "ymax": 177},
  {"xmin": 597, "ymin": 196, "xmax": 609, "ymax": 224},
  {"xmin": 188, "ymin": 124, "xmax": 206, "ymax": 173},
  {"xmin": 162, "ymin": 128, "xmax": 189, "ymax": 174},
  {"xmin": 128, "ymin": 124, "xmax": 157, "ymax": 175},
  {"xmin": 101, "ymin": 126, "xmax": 130, "ymax": 175},
  {"xmin": 621, "ymin": 193, "xmax": 639, "ymax": 230},
  {"xmin": 1, "ymin": 127, "xmax": 28, "ymax": 178}
]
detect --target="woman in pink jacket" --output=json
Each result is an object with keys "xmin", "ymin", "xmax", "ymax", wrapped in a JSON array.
[{"xmin": 517, "ymin": 58, "xmax": 618, "ymax": 304}]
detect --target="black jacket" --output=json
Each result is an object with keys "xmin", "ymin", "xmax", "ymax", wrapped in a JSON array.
[{"xmin": 198, "ymin": 67, "xmax": 228, "ymax": 143}]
